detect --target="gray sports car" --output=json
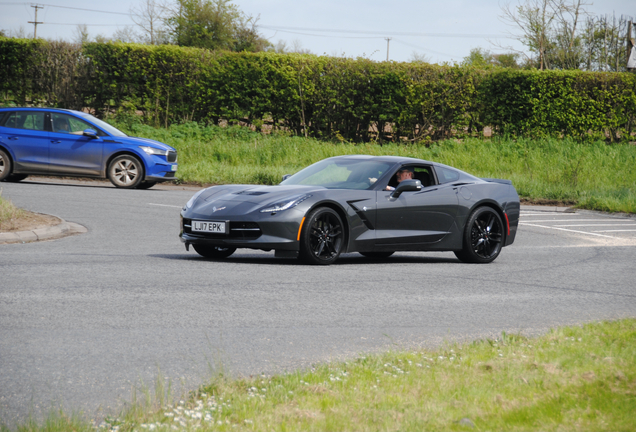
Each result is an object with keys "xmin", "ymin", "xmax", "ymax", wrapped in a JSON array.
[{"xmin": 180, "ymin": 155, "xmax": 520, "ymax": 264}]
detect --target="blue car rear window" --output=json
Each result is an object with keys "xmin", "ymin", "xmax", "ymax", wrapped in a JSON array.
[{"xmin": 2, "ymin": 111, "xmax": 46, "ymax": 131}]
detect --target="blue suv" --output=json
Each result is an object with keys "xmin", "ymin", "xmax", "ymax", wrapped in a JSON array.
[{"xmin": 0, "ymin": 108, "xmax": 177, "ymax": 189}]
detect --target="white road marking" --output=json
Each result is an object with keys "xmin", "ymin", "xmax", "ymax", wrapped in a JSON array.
[
  {"xmin": 149, "ymin": 203, "xmax": 183, "ymax": 208},
  {"xmin": 554, "ymin": 223, "xmax": 636, "ymax": 227},
  {"xmin": 520, "ymin": 212, "xmax": 581, "ymax": 216},
  {"xmin": 593, "ymin": 229, "xmax": 636, "ymax": 233},
  {"xmin": 520, "ymin": 219, "xmax": 614, "ymax": 223},
  {"xmin": 519, "ymin": 222, "xmax": 618, "ymax": 239}
]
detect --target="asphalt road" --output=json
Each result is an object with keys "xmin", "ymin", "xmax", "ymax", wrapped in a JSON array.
[{"xmin": 1, "ymin": 178, "xmax": 636, "ymax": 427}]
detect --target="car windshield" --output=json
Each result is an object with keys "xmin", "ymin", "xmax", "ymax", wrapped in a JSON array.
[
  {"xmin": 281, "ymin": 158, "xmax": 392, "ymax": 190},
  {"xmin": 80, "ymin": 114, "xmax": 128, "ymax": 137}
]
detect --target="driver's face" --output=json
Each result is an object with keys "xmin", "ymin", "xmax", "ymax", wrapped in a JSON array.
[{"xmin": 396, "ymin": 170, "xmax": 413, "ymax": 183}]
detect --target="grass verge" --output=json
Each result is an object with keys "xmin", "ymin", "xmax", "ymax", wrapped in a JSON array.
[
  {"xmin": 0, "ymin": 190, "xmax": 26, "ymax": 231},
  {"xmin": 116, "ymin": 121, "xmax": 636, "ymax": 213},
  {"xmin": 9, "ymin": 319, "xmax": 635, "ymax": 431}
]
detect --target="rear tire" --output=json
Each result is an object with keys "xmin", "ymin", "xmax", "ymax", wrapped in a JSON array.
[
  {"xmin": 193, "ymin": 244, "xmax": 236, "ymax": 259},
  {"xmin": 359, "ymin": 251, "xmax": 394, "ymax": 259},
  {"xmin": 454, "ymin": 206, "xmax": 504, "ymax": 264},
  {"xmin": 5, "ymin": 174, "xmax": 28, "ymax": 182},
  {"xmin": 107, "ymin": 155, "xmax": 144, "ymax": 188},
  {"xmin": 0, "ymin": 149, "xmax": 12, "ymax": 181}
]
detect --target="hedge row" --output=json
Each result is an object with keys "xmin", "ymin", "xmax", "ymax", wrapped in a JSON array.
[{"xmin": 1, "ymin": 38, "xmax": 635, "ymax": 142}]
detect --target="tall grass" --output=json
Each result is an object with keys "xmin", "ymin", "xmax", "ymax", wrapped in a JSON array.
[
  {"xmin": 19, "ymin": 319, "xmax": 632, "ymax": 432},
  {"xmin": 118, "ymin": 121, "xmax": 636, "ymax": 213}
]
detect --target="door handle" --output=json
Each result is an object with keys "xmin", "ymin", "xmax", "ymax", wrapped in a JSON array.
[
  {"xmin": 8, "ymin": 136, "xmax": 18, "ymax": 140},
  {"xmin": 51, "ymin": 140, "xmax": 62, "ymax": 144}
]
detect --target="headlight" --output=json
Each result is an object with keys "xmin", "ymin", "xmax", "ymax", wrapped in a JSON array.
[
  {"xmin": 260, "ymin": 194, "xmax": 311, "ymax": 213},
  {"xmin": 140, "ymin": 146, "xmax": 168, "ymax": 156},
  {"xmin": 185, "ymin": 189, "xmax": 206, "ymax": 210}
]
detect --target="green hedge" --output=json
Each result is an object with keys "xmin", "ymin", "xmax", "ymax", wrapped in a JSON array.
[
  {"xmin": 1, "ymin": 38, "xmax": 635, "ymax": 142},
  {"xmin": 480, "ymin": 69, "xmax": 636, "ymax": 142}
]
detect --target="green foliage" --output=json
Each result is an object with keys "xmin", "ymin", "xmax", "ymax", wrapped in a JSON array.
[
  {"xmin": 480, "ymin": 69, "xmax": 636, "ymax": 141},
  {"xmin": 167, "ymin": 0, "xmax": 240, "ymax": 50},
  {"xmin": 164, "ymin": 0, "xmax": 270, "ymax": 52},
  {"xmin": 2, "ymin": 39, "xmax": 635, "ymax": 142},
  {"xmin": 0, "ymin": 37, "xmax": 45, "ymax": 105},
  {"xmin": 13, "ymin": 319, "xmax": 636, "ymax": 431},
  {"xmin": 111, "ymin": 120, "xmax": 636, "ymax": 213},
  {"xmin": 0, "ymin": 38, "xmax": 87, "ymax": 109}
]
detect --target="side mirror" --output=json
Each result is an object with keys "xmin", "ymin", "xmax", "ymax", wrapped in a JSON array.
[
  {"xmin": 83, "ymin": 129, "xmax": 98, "ymax": 139},
  {"xmin": 281, "ymin": 174, "xmax": 292, "ymax": 182},
  {"xmin": 391, "ymin": 179, "xmax": 422, "ymax": 198}
]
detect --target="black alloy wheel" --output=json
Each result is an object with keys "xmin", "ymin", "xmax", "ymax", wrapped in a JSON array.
[
  {"xmin": 0, "ymin": 149, "xmax": 12, "ymax": 181},
  {"xmin": 193, "ymin": 244, "xmax": 237, "ymax": 259},
  {"xmin": 359, "ymin": 251, "xmax": 395, "ymax": 259},
  {"xmin": 455, "ymin": 206, "xmax": 504, "ymax": 264},
  {"xmin": 299, "ymin": 207, "xmax": 344, "ymax": 265}
]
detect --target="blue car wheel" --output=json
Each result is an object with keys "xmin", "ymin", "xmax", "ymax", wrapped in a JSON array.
[
  {"xmin": 0, "ymin": 149, "xmax": 11, "ymax": 181},
  {"xmin": 107, "ymin": 154, "xmax": 144, "ymax": 189}
]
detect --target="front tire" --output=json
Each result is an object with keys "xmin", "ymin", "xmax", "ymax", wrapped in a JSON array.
[
  {"xmin": 107, "ymin": 155, "xmax": 144, "ymax": 188},
  {"xmin": 0, "ymin": 149, "xmax": 12, "ymax": 181},
  {"xmin": 136, "ymin": 181, "xmax": 157, "ymax": 189},
  {"xmin": 299, "ymin": 207, "xmax": 345, "ymax": 265},
  {"xmin": 454, "ymin": 206, "xmax": 504, "ymax": 264},
  {"xmin": 193, "ymin": 244, "xmax": 236, "ymax": 259}
]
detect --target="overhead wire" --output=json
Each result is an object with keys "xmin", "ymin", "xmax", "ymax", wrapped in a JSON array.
[
  {"xmin": 259, "ymin": 25, "xmax": 511, "ymax": 39},
  {"xmin": 0, "ymin": 2, "xmax": 131, "ymax": 16},
  {"xmin": 2, "ymin": 1, "xmax": 512, "ymax": 59}
]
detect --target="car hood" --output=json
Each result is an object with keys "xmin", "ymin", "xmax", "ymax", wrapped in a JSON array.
[
  {"xmin": 189, "ymin": 184, "xmax": 325, "ymax": 216},
  {"xmin": 115, "ymin": 136, "xmax": 175, "ymax": 152}
]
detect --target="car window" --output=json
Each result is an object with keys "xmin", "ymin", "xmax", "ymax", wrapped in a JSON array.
[
  {"xmin": 282, "ymin": 159, "xmax": 391, "ymax": 190},
  {"xmin": 386, "ymin": 165, "xmax": 435, "ymax": 189},
  {"xmin": 435, "ymin": 166, "xmax": 460, "ymax": 184},
  {"xmin": 79, "ymin": 114, "xmax": 127, "ymax": 137},
  {"xmin": 2, "ymin": 111, "xmax": 46, "ymax": 131},
  {"xmin": 413, "ymin": 166, "xmax": 435, "ymax": 186},
  {"xmin": 51, "ymin": 113, "xmax": 102, "ymax": 135}
]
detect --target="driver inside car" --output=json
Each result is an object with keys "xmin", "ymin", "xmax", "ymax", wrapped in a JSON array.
[
  {"xmin": 54, "ymin": 118, "xmax": 70, "ymax": 133},
  {"xmin": 384, "ymin": 166, "xmax": 414, "ymax": 191}
]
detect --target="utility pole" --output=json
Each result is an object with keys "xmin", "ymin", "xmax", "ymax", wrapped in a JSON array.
[
  {"xmin": 28, "ymin": 4, "xmax": 44, "ymax": 39},
  {"xmin": 385, "ymin": 37, "xmax": 392, "ymax": 61}
]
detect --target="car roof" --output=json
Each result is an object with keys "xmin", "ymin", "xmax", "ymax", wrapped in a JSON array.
[
  {"xmin": 0, "ymin": 107, "xmax": 87, "ymax": 116},
  {"xmin": 326, "ymin": 154, "xmax": 481, "ymax": 181},
  {"xmin": 327, "ymin": 154, "xmax": 437, "ymax": 166}
]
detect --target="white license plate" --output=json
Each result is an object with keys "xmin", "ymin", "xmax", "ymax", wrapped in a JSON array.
[
  {"xmin": 192, "ymin": 221, "xmax": 226, "ymax": 233},
  {"xmin": 171, "ymin": 165, "xmax": 177, "ymax": 172}
]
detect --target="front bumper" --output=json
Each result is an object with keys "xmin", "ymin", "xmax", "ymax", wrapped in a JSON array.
[{"xmin": 179, "ymin": 210, "xmax": 304, "ymax": 251}]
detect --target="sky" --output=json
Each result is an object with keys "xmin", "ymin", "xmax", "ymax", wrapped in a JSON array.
[{"xmin": 0, "ymin": 0, "xmax": 633, "ymax": 64}]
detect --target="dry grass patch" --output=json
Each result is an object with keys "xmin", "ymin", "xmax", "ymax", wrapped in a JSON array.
[{"xmin": 0, "ymin": 193, "xmax": 59, "ymax": 232}]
